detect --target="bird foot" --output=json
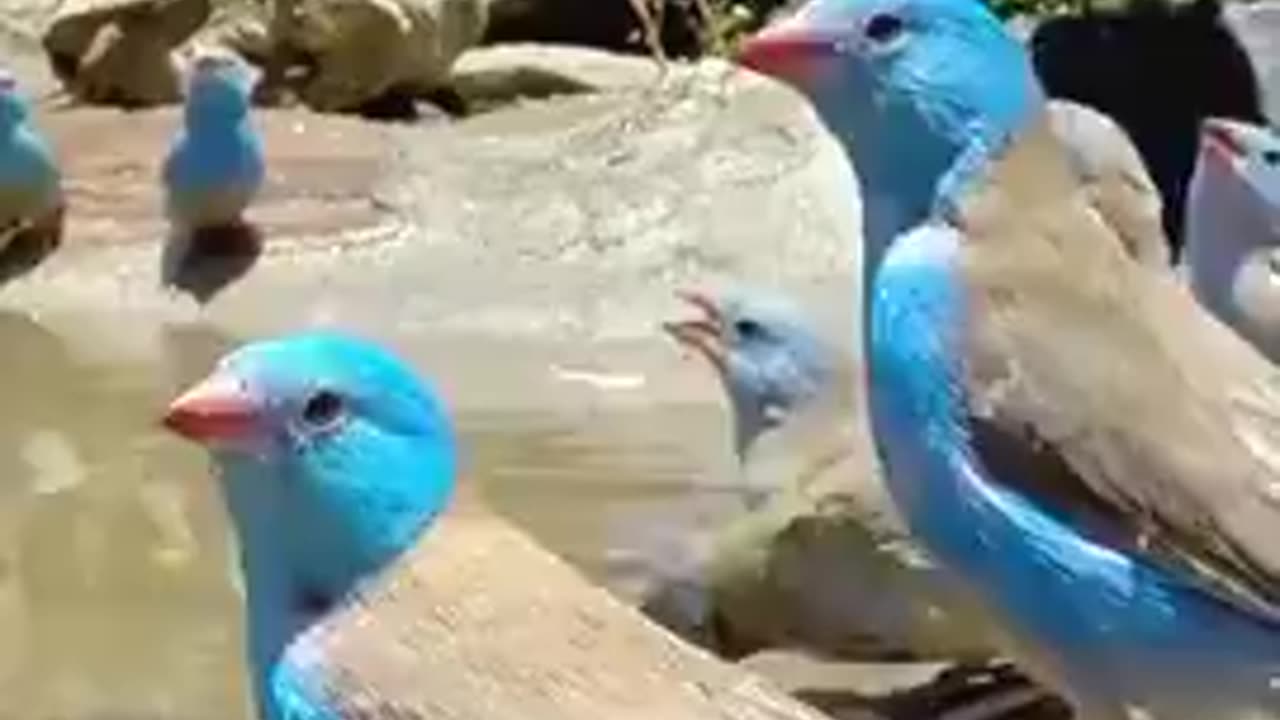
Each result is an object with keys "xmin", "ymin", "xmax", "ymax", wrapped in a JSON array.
[{"xmin": 878, "ymin": 660, "xmax": 1072, "ymax": 720}]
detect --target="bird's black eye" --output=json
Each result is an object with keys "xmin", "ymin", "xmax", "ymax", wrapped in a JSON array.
[
  {"xmin": 301, "ymin": 389, "xmax": 344, "ymax": 428},
  {"xmin": 735, "ymin": 318, "xmax": 765, "ymax": 339},
  {"xmin": 864, "ymin": 13, "xmax": 904, "ymax": 44},
  {"xmin": 1263, "ymin": 149, "xmax": 1280, "ymax": 165}
]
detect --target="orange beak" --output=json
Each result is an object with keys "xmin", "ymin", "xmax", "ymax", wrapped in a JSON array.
[
  {"xmin": 162, "ymin": 371, "xmax": 261, "ymax": 444},
  {"xmin": 735, "ymin": 12, "xmax": 839, "ymax": 91},
  {"xmin": 662, "ymin": 289, "xmax": 729, "ymax": 376},
  {"xmin": 1200, "ymin": 117, "xmax": 1247, "ymax": 165}
]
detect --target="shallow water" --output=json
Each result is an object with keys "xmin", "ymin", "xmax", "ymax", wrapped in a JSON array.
[
  {"xmin": 0, "ymin": 307, "xmax": 762, "ymax": 720},
  {"xmin": 0, "ymin": 68, "xmax": 862, "ymax": 717}
]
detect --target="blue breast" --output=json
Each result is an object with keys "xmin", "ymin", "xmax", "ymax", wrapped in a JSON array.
[
  {"xmin": 0, "ymin": 127, "xmax": 57, "ymax": 194},
  {"xmin": 866, "ymin": 223, "xmax": 1280, "ymax": 713},
  {"xmin": 166, "ymin": 123, "xmax": 264, "ymax": 195}
]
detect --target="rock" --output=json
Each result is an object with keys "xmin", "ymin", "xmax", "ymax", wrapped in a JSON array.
[
  {"xmin": 299, "ymin": 494, "xmax": 838, "ymax": 720},
  {"xmin": 280, "ymin": 0, "xmax": 488, "ymax": 112},
  {"xmin": 41, "ymin": 0, "xmax": 210, "ymax": 106},
  {"xmin": 451, "ymin": 43, "xmax": 663, "ymax": 110}
]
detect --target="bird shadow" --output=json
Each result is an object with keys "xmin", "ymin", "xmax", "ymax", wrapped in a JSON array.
[
  {"xmin": 0, "ymin": 206, "xmax": 65, "ymax": 288},
  {"xmin": 160, "ymin": 222, "xmax": 263, "ymax": 304},
  {"xmin": 792, "ymin": 662, "xmax": 1071, "ymax": 720}
]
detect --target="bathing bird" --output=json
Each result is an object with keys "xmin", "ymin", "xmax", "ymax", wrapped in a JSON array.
[
  {"xmin": 739, "ymin": 0, "xmax": 1280, "ymax": 717},
  {"xmin": 162, "ymin": 49, "xmax": 265, "ymax": 235},
  {"xmin": 661, "ymin": 286, "xmax": 1009, "ymax": 665},
  {"xmin": 1183, "ymin": 116, "xmax": 1280, "ymax": 364},
  {"xmin": 162, "ymin": 332, "xmax": 456, "ymax": 720},
  {"xmin": 0, "ymin": 68, "xmax": 63, "ymax": 253}
]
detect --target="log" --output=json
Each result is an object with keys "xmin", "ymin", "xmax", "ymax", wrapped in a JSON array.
[{"xmin": 283, "ymin": 492, "xmax": 835, "ymax": 720}]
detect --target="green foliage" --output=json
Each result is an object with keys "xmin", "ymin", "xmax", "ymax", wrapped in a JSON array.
[{"xmin": 986, "ymin": 0, "xmax": 1080, "ymax": 19}]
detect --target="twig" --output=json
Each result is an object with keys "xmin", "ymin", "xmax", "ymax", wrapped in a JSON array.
[{"xmin": 627, "ymin": 0, "xmax": 669, "ymax": 65}]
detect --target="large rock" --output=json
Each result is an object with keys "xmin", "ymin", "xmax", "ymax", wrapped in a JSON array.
[
  {"xmin": 451, "ymin": 43, "xmax": 664, "ymax": 110},
  {"xmin": 41, "ymin": 0, "xmax": 210, "ymax": 105},
  {"xmin": 296, "ymin": 494, "xmax": 839, "ymax": 720},
  {"xmin": 279, "ymin": 0, "xmax": 488, "ymax": 111}
]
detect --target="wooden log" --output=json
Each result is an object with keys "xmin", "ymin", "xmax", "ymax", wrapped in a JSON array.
[{"xmin": 283, "ymin": 491, "xmax": 834, "ymax": 720}]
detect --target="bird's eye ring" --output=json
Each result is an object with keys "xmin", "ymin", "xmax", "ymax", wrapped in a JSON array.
[
  {"xmin": 864, "ymin": 13, "xmax": 905, "ymax": 44},
  {"xmin": 301, "ymin": 389, "xmax": 345, "ymax": 429},
  {"xmin": 735, "ymin": 318, "xmax": 764, "ymax": 339}
]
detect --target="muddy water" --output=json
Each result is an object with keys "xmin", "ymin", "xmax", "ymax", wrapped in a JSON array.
[{"xmin": 0, "ymin": 307, "xmax": 782, "ymax": 720}]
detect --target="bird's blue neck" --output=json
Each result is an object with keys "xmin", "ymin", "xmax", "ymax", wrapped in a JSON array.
[
  {"xmin": 213, "ymin": 433, "xmax": 453, "ymax": 720},
  {"xmin": 185, "ymin": 98, "xmax": 250, "ymax": 135},
  {"xmin": 216, "ymin": 455, "xmax": 310, "ymax": 720},
  {"xmin": 816, "ymin": 50, "xmax": 1044, "ymax": 282}
]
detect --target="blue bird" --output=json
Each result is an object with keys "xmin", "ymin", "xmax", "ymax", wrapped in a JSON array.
[
  {"xmin": 162, "ymin": 50, "xmax": 265, "ymax": 235},
  {"xmin": 0, "ymin": 68, "xmax": 63, "ymax": 251},
  {"xmin": 162, "ymin": 332, "xmax": 455, "ymax": 720},
  {"xmin": 662, "ymin": 286, "xmax": 1009, "ymax": 664},
  {"xmin": 1183, "ymin": 117, "xmax": 1280, "ymax": 364},
  {"xmin": 741, "ymin": 1, "xmax": 1280, "ymax": 718},
  {"xmin": 664, "ymin": 288, "xmax": 838, "ymax": 485}
]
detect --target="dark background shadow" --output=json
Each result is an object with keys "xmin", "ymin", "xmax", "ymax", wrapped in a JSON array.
[{"xmin": 1029, "ymin": 0, "xmax": 1265, "ymax": 258}]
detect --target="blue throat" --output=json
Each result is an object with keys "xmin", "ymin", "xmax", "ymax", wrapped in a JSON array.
[{"xmin": 215, "ymin": 437, "xmax": 454, "ymax": 720}]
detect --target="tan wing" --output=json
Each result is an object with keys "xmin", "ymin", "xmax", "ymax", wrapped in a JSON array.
[
  {"xmin": 1046, "ymin": 99, "xmax": 1170, "ymax": 270},
  {"xmin": 950, "ymin": 113, "xmax": 1280, "ymax": 621}
]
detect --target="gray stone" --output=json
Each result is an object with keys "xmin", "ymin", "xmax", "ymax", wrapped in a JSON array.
[
  {"xmin": 42, "ymin": 0, "xmax": 210, "ymax": 105},
  {"xmin": 282, "ymin": 0, "xmax": 488, "ymax": 111},
  {"xmin": 451, "ymin": 43, "xmax": 664, "ymax": 109}
]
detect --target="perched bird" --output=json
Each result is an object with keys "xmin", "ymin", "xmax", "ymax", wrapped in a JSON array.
[
  {"xmin": 741, "ymin": 0, "xmax": 1280, "ymax": 718},
  {"xmin": 659, "ymin": 286, "xmax": 1007, "ymax": 665},
  {"xmin": 162, "ymin": 49, "xmax": 265, "ymax": 235},
  {"xmin": 1183, "ymin": 117, "xmax": 1280, "ymax": 363},
  {"xmin": 0, "ymin": 68, "xmax": 63, "ymax": 253},
  {"xmin": 162, "ymin": 332, "xmax": 456, "ymax": 720}
]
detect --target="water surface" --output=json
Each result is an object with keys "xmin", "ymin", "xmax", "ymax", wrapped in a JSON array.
[{"xmin": 0, "ymin": 308, "xmax": 760, "ymax": 719}]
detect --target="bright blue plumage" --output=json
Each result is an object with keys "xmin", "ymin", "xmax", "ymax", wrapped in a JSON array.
[
  {"xmin": 162, "ymin": 51, "xmax": 265, "ymax": 231},
  {"xmin": 741, "ymin": 0, "xmax": 1280, "ymax": 717},
  {"xmin": 0, "ymin": 69, "xmax": 62, "ymax": 243},
  {"xmin": 163, "ymin": 332, "xmax": 455, "ymax": 720}
]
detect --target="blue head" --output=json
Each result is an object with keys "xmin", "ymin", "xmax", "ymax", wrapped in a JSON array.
[
  {"xmin": 0, "ymin": 70, "xmax": 32, "ymax": 132},
  {"xmin": 162, "ymin": 332, "xmax": 455, "ymax": 683},
  {"xmin": 183, "ymin": 50, "xmax": 257, "ymax": 129},
  {"xmin": 664, "ymin": 288, "xmax": 834, "ymax": 459},
  {"xmin": 738, "ymin": 0, "xmax": 1043, "ymax": 246}
]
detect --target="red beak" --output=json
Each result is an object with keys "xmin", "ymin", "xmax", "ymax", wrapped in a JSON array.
[
  {"xmin": 1200, "ymin": 118, "xmax": 1247, "ymax": 163},
  {"xmin": 662, "ymin": 288, "xmax": 730, "ymax": 376},
  {"xmin": 162, "ymin": 372, "xmax": 261, "ymax": 443},
  {"xmin": 736, "ymin": 14, "xmax": 838, "ymax": 90}
]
